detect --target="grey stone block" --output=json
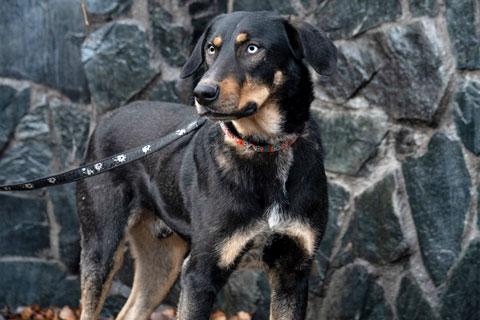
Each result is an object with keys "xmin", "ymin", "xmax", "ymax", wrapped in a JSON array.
[
  {"xmin": 0, "ymin": 104, "xmax": 53, "ymax": 185},
  {"xmin": 319, "ymin": 264, "xmax": 393, "ymax": 319},
  {"xmin": 409, "ymin": 0, "xmax": 438, "ymax": 17},
  {"xmin": 86, "ymin": 0, "xmax": 132, "ymax": 16},
  {"xmin": 315, "ymin": 0, "xmax": 402, "ymax": 40},
  {"xmin": 363, "ymin": 21, "xmax": 448, "ymax": 123},
  {"xmin": 0, "ymin": 194, "xmax": 50, "ymax": 257},
  {"xmin": 82, "ymin": 20, "xmax": 156, "ymax": 113},
  {"xmin": 402, "ymin": 133, "xmax": 471, "ymax": 286},
  {"xmin": 453, "ymin": 77, "xmax": 480, "ymax": 155},
  {"xmin": 318, "ymin": 182, "xmax": 350, "ymax": 258},
  {"xmin": 332, "ymin": 174, "xmax": 406, "ymax": 268},
  {"xmin": 0, "ymin": 0, "xmax": 88, "ymax": 101},
  {"xmin": 396, "ymin": 275, "xmax": 437, "ymax": 320},
  {"xmin": 348, "ymin": 173, "xmax": 409, "ymax": 264},
  {"xmin": 233, "ymin": 0, "xmax": 297, "ymax": 14},
  {"xmin": 445, "ymin": 0, "xmax": 480, "ymax": 70},
  {"xmin": 0, "ymin": 260, "xmax": 80, "ymax": 308},
  {"xmin": 0, "ymin": 84, "xmax": 30, "ymax": 151},
  {"xmin": 312, "ymin": 109, "xmax": 388, "ymax": 175},
  {"xmin": 149, "ymin": 4, "xmax": 193, "ymax": 67},
  {"xmin": 440, "ymin": 238, "xmax": 480, "ymax": 320}
]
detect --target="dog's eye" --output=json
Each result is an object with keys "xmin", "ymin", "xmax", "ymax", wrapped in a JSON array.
[
  {"xmin": 206, "ymin": 44, "xmax": 216, "ymax": 55},
  {"xmin": 247, "ymin": 44, "xmax": 258, "ymax": 54}
]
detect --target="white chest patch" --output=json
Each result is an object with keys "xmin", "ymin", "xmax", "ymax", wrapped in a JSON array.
[{"xmin": 267, "ymin": 203, "xmax": 283, "ymax": 228}]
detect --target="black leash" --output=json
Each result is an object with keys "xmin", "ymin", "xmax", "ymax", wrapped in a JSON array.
[{"xmin": 0, "ymin": 117, "xmax": 206, "ymax": 191}]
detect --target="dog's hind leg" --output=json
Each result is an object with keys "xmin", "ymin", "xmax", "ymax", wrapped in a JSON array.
[
  {"xmin": 77, "ymin": 182, "xmax": 131, "ymax": 320},
  {"xmin": 116, "ymin": 210, "xmax": 188, "ymax": 320}
]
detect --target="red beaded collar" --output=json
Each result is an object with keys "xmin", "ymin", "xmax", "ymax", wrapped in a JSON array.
[{"xmin": 220, "ymin": 122, "xmax": 298, "ymax": 152}]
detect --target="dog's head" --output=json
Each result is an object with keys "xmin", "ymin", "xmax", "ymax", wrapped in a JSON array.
[{"xmin": 180, "ymin": 11, "xmax": 337, "ymax": 122}]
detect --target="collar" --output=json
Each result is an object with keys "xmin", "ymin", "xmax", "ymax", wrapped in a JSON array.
[{"xmin": 219, "ymin": 122, "xmax": 298, "ymax": 152}]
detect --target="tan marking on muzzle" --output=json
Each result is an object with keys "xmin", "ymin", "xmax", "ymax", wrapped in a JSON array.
[
  {"xmin": 213, "ymin": 36, "xmax": 222, "ymax": 47},
  {"xmin": 218, "ymin": 77, "xmax": 241, "ymax": 107},
  {"xmin": 236, "ymin": 33, "xmax": 248, "ymax": 44},
  {"xmin": 238, "ymin": 78, "xmax": 271, "ymax": 109},
  {"xmin": 233, "ymin": 100, "xmax": 283, "ymax": 138}
]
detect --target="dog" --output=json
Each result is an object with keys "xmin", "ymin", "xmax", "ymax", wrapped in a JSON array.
[{"xmin": 77, "ymin": 11, "xmax": 336, "ymax": 320}]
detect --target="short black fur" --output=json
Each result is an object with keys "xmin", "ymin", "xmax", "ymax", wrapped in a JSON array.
[{"xmin": 77, "ymin": 11, "xmax": 336, "ymax": 320}]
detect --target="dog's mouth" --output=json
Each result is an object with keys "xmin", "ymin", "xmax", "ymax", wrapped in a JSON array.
[{"xmin": 195, "ymin": 100, "xmax": 258, "ymax": 121}]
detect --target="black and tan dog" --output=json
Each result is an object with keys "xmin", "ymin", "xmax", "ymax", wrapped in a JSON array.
[{"xmin": 77, "ymin": 11, "xmax": 336, "ymax": 320}]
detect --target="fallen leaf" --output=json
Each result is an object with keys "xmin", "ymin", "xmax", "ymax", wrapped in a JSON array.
[
  {"xmin": 236, "ymin": 311, "xmax": 251, "ymax": 320},
  {"xmin": 210, "ymin": 310, "xmax": 227, "ymax": 320},
  {"xmin": 59, "ymin": 306, "xmax": 76, "ymax": 320}
]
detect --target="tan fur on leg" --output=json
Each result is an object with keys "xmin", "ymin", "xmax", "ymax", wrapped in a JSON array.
[{"xmin": 116, "ymin": 212, "xmax": 188, "ymax": 320}]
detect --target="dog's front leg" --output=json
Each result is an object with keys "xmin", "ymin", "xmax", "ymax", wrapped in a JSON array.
[
  {"xmin": 264, "ymin": 234, "xmax": 314, "ymax": 320},
  {"xmin": 177, "ymin": 252, "xmax": 231, "ymax": 320}
]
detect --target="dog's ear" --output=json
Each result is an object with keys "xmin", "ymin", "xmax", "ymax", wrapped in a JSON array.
[
  {"xmin": 180, "ymin": 29, "xmax": 209, "ymax": 79},
  {"xmin": 180, "ymin": 16, "xmax": 224, "ymax": 79},
  {"xmin": 283, "ymin": 18, "xmax": 337, "ymax": 76}
]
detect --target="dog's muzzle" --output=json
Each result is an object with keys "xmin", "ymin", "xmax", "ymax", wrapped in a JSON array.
[{"xmin": 195, "ymin": 100, "xmax": 258, "ymax": 121}]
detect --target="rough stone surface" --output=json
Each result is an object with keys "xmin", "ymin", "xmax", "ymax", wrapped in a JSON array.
[
  {"xmin": 50, "ymin": 101, "xmax": 91, "ymax": 165},
  {"xmin": 316, "ymin": 37, "xmax": 383, "ymax": 104},
  {"xmin": 149, "ymin": 3, "xmax": 193, "ymax": 67},
  {"xmin": 441, "ymin": 238, "xmax": 480, "ymax": 320},
  {"xmin": 86, "ymin": 0, "xmax": 132, "ymax": 16},
  {"xmin": 453, "ymin": 77, "xmax": 480, "ymax": 155},
  {"xmin": 82, "ymin": 20, "xmax": 156, "ymax": 113},
  {"xmin": 347, "ymin": 173, "xmax": 409, "ymax": 264},
  {"xmin": 144, "ymin": 79, "xmax": 181, "ymax": 103},
  {"xmin": 319, "ymin": 264, "xmax": 393, "ymax": 319},
  {"xmin": 363, "ymin": 21, "xmax": 448, "ymax": 123},
  {"xmin": 318, "ymin": 182, "xmax": 350, "ymax": 258},
  {"xmin": 409, "ymin": 0, "xmax": 438, "ymax": 17},
  {"xmin": 396, "ymin": 275, "xmax": 437, "ymax": 320},
  {"xmin": 318, "ymin": 20, "xmax": 447, "ymax": 123},
  {"xmin": 49, "ymin": 185, "xmax": 81, "ymax": 273},
  {"xmin": 0, "ymin": 194, "xmax": 49, "ymax": 257},
  {"xmin": 0, "ymin": 104, "xmax": 53, "ymax": 185},
  {"xmin": 0, "ymin": 84, "xmax": 30, "ymax": 151},
  {"xmin": 312, "ymin": 109, "xmax": 388, "ymax": 175},
  {"xmin": 0, "ymin": 260, "xmax": 80, "ymax": 308},
  {"xmin": 216, "ymin": 270, "xmax": 270, "ymax": 318},
  {"xmin": 403, "ymin": 133, "xmax": 471, "ymax": 286},
  {"xmin": 234, "ymin": 0, "xmax": 296, "ymax": 14},
  {"xmin": 315, "ymin": 0, "xmax": 402, "ymax": 40},
  {"xmin": 0, "ymin": 0, "xmax": 88, "ymax": 101},
  {"xmin": 445, "ymin": 0, "xmax": 480, "ymax": 70}
]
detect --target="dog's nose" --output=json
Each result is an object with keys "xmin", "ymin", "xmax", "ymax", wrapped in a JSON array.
[{"xmin": 193, "ymin": 83, "xmax": 219, "ymax": 104}]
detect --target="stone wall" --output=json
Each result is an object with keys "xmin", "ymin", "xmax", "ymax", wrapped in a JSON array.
[{"xmin": 0, "ymin": 0, "xmax": 479, "ymax": 319}]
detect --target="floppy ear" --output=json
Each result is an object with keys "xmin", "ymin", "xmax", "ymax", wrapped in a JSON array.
[
  {"xmin": 180, "ymin": 29, "xmax": 208, "ymax": 79},
  {"xmin": 283, "ymin": 18, "xmax": 337, "ymax": 76},
  {"xmin": 180, "ymin": 15, "xmax": 224, "ymax": 79}
]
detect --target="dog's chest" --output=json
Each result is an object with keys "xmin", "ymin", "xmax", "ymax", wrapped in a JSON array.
[{"xmin": 216, "ymin": 149, "xmax": 318, "ymax": 269}]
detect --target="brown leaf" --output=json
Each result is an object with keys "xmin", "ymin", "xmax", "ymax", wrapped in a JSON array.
[
  {"xmin": 210, "ymin": 311, "xmax": 227, "ymax": 320},
  {"xmin": 59, "ymin": 307, "xmax": 76, "ymax": 320},
  {"xmin": 236, "ymin": 311, "xmax": 251, "ymax": 320},
  {"xmin": 20, "ymin": 307, "xmax": 33, "ymax": 320}
]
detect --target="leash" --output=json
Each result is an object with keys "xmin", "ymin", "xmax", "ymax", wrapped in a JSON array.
[{"xmin": 0, "ymin": 117, "xmax": 206, "ymax": 191}]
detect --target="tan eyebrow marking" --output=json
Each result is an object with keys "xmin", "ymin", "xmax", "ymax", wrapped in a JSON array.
[
  {"xmin": 236, "ymin": 33, "xmax": 248, "ymax": 44},
  {"xmin": 213, "ymin": 36, "xmax": 222, "ymax": 47}
]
